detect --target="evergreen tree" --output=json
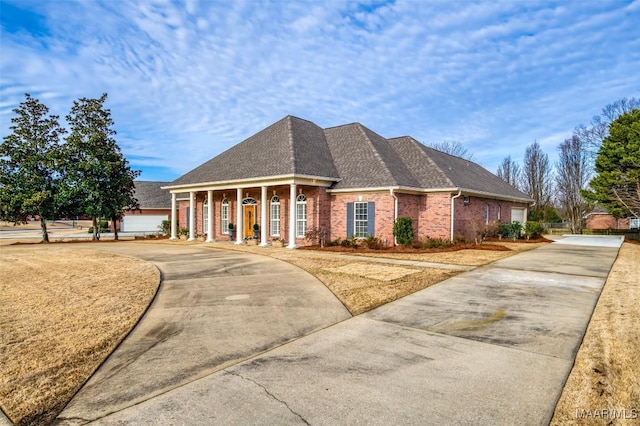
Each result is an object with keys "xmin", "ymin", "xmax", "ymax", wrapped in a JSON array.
[
  {"xmin": 583, "ymin": 109, "xmax": 640, "ymax": 218},
  {"xmin": 0, "ymin": 94, "xmax": 65, "ymax": 242}
]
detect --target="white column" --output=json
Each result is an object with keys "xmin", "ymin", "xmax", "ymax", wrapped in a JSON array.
[
  {"xmin": 170, "ymin": 192, "xmax": 177, "ymax": 240},
  {"xmin": 260, "ymin": 186, "xmax": 268, "ymax": 246},
  {"xmin": 206, "ymin": 190, "xmax": 214, "ymax": 242},
  {"xmin": 188, "ymin": 191, "xmax": 196, "ymax": 241},
  {"xmin": 235, "ymin": 188, "xmax": 243, "ymax": 244},
  {"xmin": 288, "ymin": 183, "xmax": 297, "ymax": 249}
]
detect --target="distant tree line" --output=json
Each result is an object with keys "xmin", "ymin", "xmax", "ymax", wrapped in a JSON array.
[
  {"xmin": 0, "ymin": 93, "xmax": 140, "ymax": 242},
  {"xmin": 494, "ymin": 97, "xmax": 639, "ymax": 233}
]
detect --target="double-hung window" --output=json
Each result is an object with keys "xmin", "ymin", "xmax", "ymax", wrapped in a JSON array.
[
  {"xmin": 296, "ymin": 194, "xmax": 307, "ymax": 237},
  {"xmin": 347, "ymin": 201, "xmax": 375, "ymax": 238},
  {"xmin": 203, "ymin": 199, "xmax": 209, "ymax": 232},
  {"xmin": 270, "ymin": 195, "xmax": 280, "ymax": 236},
  {"xmin": 221, "ymin": 198, "xmax": 229, "ymax": 234},
  {"xmin": 354, "ymin": 202, "xmax": 369, "ymax": 237}
]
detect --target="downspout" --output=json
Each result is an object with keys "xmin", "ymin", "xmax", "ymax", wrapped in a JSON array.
[
  {"xmin": 390, "ymin": 188, "xmax": 398, "ymax": 246},
  {"xmin": 450, "ymin": 190, "xmax": 462, "ymax": 242}
]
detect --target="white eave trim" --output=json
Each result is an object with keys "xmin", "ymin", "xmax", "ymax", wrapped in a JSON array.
[
  {"xmin": 327, "ymin": 185, "xmax": 532, "ymax": 202},
  {"xmin": 162, "ymin": 174, "xmax": 340, "ymax": 192}
]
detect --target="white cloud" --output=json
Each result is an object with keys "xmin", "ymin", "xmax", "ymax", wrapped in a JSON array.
[{"xmin": 1, "ymin": 0, "xmax": 638, "ymax": 179}]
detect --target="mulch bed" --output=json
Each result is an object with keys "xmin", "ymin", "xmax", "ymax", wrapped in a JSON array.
[{"xmin": 299, "ymin": 238, "xmax": 552, "ymax": 254}]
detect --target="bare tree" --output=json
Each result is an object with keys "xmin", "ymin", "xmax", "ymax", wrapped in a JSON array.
[
  {"xmin": 522, "ymin": 141, "xmax": 554, "ymax": 221},
  {"xmin": 556, "ymin": 135, "xmax": 592, "ymax": 233},
  {"xmin": 574, "ymin": 97, "xmax": 640, "ymax": 158},
  {"xmin": 429, "ymin": 140, "xmax": 475, "ymax": 160},
  {"xmin": 496, "ymin": 155, "xmax": 522, "ymax": 189}
]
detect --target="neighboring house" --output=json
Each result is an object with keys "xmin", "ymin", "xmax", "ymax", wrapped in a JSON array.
[
  {"xmin": 120, "ymin": 181, "xmax": 173, "ymax": 232},
  {"xmin": 584, "ymin": 208, "xmax": 638, "ymax": 230},
  {"xmin": 163, "ymin": 116, "xmax": 532, "ymax": 247}
]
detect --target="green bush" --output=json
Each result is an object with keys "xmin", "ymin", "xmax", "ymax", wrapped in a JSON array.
[
  {"xmin": 393, "ymin": 217, "xmax": 414, "ymax": 246},
  {"xmin": 87, "ymin": 220, "xmax": 109, "ymax": 233},
  {"xmin": 524, "ymin": 221, "xmax": 544, "ymax": 240},
  {"xmin": 161, "ymin": 220, "xmax": 171, "ymax": 235},
  {"xmin": 509, "ymin": 221, "xmax": 523, "ymax": 239},
  {"xmin": 329, "ymin": 237, "xmax": 342, "ymax": 246},
  {"xmin": 341, "ymin": 234, "xmax": 359, "ymax": 248},
  {"xmin": 497, "ymin": 221, "xmax": 511, "ymax": 238}
]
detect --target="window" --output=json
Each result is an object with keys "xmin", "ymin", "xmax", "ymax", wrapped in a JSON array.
[
  {"xmin": 347, "ymin": 201, "xmax": 375, "ymax": 238},
  {"xmin": 630, "ymin": 218, "xmax": 640, "ymax": 230},
  {"xmin": 296, "ymin": 194, "xmax": 307, "ymax": 237},
  {"xmin": 221, "ymin": 198, "xmax": 229, "ymax": 234},
  {"xmin": 484, "ymin": 205, "xmax": 490, "ymax": 225},
  {"xmin": 354, "ymin": 202, "xmax": 369, "ymax": 237},
  {"xmin": 497, "ymin": 205, "xmax": 501, "ymax": 221},
  {"xmin": 270, "ymin": 195, "xmax": 280, "ymax": 236},
  {"xmin": 203, "ymin": 199, "xmax": 209, "ymax": 232}
]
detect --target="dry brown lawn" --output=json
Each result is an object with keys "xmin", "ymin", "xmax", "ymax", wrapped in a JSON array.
[
  {"xmin": 0, "ymin": 245, "xmax": 159, "ymax": 426},
  {"xmin": 551, "ymin": 242, "xmax": 640, "ymax": 425}
]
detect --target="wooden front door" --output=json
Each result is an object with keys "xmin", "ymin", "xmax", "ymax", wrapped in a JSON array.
[{"xmin": 244, "ymin": 205, "xmax": 255, "ymax": 238}]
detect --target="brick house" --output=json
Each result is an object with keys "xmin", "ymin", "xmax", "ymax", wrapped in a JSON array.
[
  {"xmin": 163, "ymin": 116, "xmax": 532, "ymax": 247},
  {"xmin": 584, "ymin": 208, "xmax": 638, "ymax": 230}
]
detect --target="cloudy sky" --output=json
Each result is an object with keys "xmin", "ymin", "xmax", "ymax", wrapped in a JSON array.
[{"xmin": 1, "ymin": 0, "xmax": 639, "ymax": 181}]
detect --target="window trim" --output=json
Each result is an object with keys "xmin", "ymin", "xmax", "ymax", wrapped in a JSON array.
[
  {"xmin": 203, "ymin": 199, "xmax": 209, "ymax": 232},
  {"xmin": 354, "ymin": 201, "xmax": 369, "ymax": 238},
  {"xmin": 270, "ymin": 195, "xmax": 280, "ymax": 236},
  {"xmin": 221, "ymin": 198, "xmax": 229, "ymax": 234},
  {"xmin": 295, "ymin": 194, "xmax": 307, "ymax": 238}
]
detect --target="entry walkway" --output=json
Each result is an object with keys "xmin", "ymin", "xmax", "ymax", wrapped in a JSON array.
[{"xmin": 57, "ymin": 236, "xmax": 623, "ymax": 425}]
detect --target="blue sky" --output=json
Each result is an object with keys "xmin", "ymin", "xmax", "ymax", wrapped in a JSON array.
[{"xmin": 1, "ymin": 0, "xmax": 639, "ymax": 181}]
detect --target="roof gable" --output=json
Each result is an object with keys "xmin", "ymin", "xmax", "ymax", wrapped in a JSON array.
[{"xmin": 171, "ymin": 116, "xmax": 339, "ymax": 186}]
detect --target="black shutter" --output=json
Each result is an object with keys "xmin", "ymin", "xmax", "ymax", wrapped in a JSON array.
[
  {"xmin": 186, "ymin": 207, "xmax": 190, "ymax": 228},
  {"xmin": 346, "ymin": 202, "xmax": 354, "ymax": 238},
  {"xmin": 367, "ymin": 202, "xmax": 375, "ymax": 236}
]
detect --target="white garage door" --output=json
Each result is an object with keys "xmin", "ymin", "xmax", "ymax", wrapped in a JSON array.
[
  {"xmin": 121, "ymin": 215, "xmax": 166, "ymax": 232},
  {"xmin": 511, "ymin": 207, "xmax": 526, "ymax": 223}
]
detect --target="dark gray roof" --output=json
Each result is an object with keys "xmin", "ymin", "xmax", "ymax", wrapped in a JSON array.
[
  {"xmin": 133, "ymin": 181, "xmax": 172, "ymax": 208},
  {"xmin": 171, "ymin": 116, "xmax": 339, "ymax": 186},
  {"xmin": 388, "ymin": 136, "xmax": 530, "ymax": 199},
  {"xmin": 170, "ymin": 116, "xmax": 532, "ymax": 201}
]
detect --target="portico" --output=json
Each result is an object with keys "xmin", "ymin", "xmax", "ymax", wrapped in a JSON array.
[{"xmin": 164, "ymin": 175, "xmax": 336, "ymax": 248}]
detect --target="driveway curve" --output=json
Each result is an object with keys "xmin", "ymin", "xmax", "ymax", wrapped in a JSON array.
[{"xmin": 56, "ymin": 242, "xmax": 351, "ymax": 424}]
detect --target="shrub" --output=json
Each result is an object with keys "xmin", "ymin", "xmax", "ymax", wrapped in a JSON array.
[
  {"xmin": 419, "ymin": 237, "xmax": 454, "ymax": 249},
  {"xmin": 341, "ymin": 234, "xmax": 359, "ymax": 248},
  {"xmin": 524, "ymin": 221, "xmax": 544, "ymax": 240},
  {"xmin": 363, "ymin": 235, "xmax": 384, "ymax": 250},
  {"xmin": 160, "ymin": 220, "xmax": 171, "ymax": 235},
  {"xmin": 329, "ymin": 237, "xmax": 342, "ymax": 246},
  {"xmin": 497, "ymin": 221, "xmax": 511, "ymax": 238},
  {"xmin": 87, "ymin": 220, "xmax": 109, "ymax": 233},
  {"xmin": 178, "ymin": 227, "xmax": 189, "ymax": 236},
  {"xmin": 509, "ymin": 221, "xmax": 523, "ymax": 239},
  {"xmin": 393, "ymin": 217, "xmax": 414, "ymax": 246},
  {"xmin": 305, "ymin": 227, "xmax": 329, "ymax": 247}
]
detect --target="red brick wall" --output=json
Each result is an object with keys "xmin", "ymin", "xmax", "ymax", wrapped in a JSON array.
[
  {"xmin": 417, "ymin": 193, "xmax": 452, "ymax": 240},
  {"xmin": 585, "ymin": 214, "xmax": 629, "ymax": 230},
  {"xmin": 330, "ymin": 192, "xmax": 396, "ymax": 244},
  {"xmin": 453, "ymin": 196, "xmax": 529, "ymax": 240}
]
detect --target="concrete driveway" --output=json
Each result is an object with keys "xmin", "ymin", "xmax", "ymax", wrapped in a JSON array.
[
  {"xmin": 56, "ymin": 243, "xmax": 351, "ymax": 424},
  {"xmin": 56, "ymin": 236, "xmax": 623, "ymax": 425}
]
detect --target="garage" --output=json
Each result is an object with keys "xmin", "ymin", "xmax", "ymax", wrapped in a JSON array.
[{"xmin": 121, "ymin": 215, "xmax": 167, "ymax": 232}]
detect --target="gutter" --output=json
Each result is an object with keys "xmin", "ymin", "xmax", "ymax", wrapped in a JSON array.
[
  {"xmin": 451, "ymin": 190, "xmax": 462, "ymax": 242},
  {"xmin": 390, "ymin": 188, "xmax": 398, "ymax": 246}
]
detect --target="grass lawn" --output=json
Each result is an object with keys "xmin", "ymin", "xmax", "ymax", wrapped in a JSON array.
[
  {"xmin": 551, "ymin": 242, "xmax": 640, "ymax": 425},
  {"xmin": 0, "ymin": 245, "xmax": 159, "ymax": 426}
]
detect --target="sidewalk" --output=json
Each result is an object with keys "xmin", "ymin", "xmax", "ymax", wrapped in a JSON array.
[{"xmin": 57, "ymin": 236, "xmax": 622, "ymax": 425}]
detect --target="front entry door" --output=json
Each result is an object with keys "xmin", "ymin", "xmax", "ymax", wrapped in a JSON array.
[{"xmin": 244, "ymin": 205, "xmax": 255, "ymax": 238}]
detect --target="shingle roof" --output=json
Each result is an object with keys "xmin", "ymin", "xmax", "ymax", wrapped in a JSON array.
[
  {"xmin": 133, "ymin": 181, "xmax": 172, "ymax": 208},
  {"xmin": 171, "ymin": 116, "xmax": 339, "ymax": 186},
  {"xmin": 170, "ymin": 116, "xmax": 532, "ymax": 202}
]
